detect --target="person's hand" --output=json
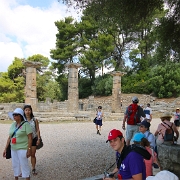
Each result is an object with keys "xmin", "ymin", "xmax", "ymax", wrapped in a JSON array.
[
  {"xmin": 26, "ymin": 149, "xmax": 31, "ymax": 158},
  {"xmin": 36, "ymin": 139, "xmax": 40, "ymax": 146},
  {"xmin": 103, "ymin": 177, "xmax": 115, "ymax": 180},
  {"xmin": 3, "ymin": 149, "xmax": 6, "ymax": 158},
  {"xmin": 122, "ymin": 124, "xmax": 126, "ymax": 130}
]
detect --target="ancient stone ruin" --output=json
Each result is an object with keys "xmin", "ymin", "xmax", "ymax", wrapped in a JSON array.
[{"xmin": 23, "ymin": 60, "xmax": 42, "ymax": 111}]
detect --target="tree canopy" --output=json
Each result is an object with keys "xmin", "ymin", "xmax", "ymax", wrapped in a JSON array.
[{"xmin": 1, "ymin": 0, "xmax": 180, "ymax": 101}]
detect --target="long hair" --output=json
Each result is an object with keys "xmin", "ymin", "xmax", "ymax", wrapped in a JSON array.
[
  {"xmin": 20, "ymin": 115, "xmax": 25, "ymax": 122},
  {"xmin": 140, "ymin": 138, "xmax": 150, "ymax": 147},
  {"xmin": 23, "ymin": 105, "xmax": 34, "ymax": 119}
]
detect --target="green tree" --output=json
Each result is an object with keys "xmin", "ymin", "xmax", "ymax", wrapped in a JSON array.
[
  {"xmin": 92, "ymin": 74, "xmax": 113, "ymax": 96},
  {"xmin": 147, "ymin": 63, "xmax": 180, "ymax": 98},
  {"xmin": 0, "ymin": 57, "xmax": 25, "ymax": 103},
  {"xmin": 50, "ymin": 17, "xmax": 79, "ymax": 74},
  {"xmin": 27, "ymin": 54, "xmax": 50, "ymax": 72},
  {"xmin": 8, "ymin": 57, "xmax": 25, "ymax": 80}
]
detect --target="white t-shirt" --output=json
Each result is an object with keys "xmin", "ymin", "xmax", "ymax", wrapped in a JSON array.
[{"xmin": 144, "ymin": 107, "xmax": 152, "ymax": 119}]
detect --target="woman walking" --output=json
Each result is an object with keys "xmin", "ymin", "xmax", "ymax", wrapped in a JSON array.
[
  {"xmin": 23, "ymin": 105, "xmax": 41, "ymax": 175},
  {"xmin": 3, "ymin": 108, "xmax": 32, "ymax": 180}
]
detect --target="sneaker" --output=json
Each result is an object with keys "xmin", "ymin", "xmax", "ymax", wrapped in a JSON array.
[{"xmin": 97, "ymin": 130, "xmax": 99, "ymax": 134}]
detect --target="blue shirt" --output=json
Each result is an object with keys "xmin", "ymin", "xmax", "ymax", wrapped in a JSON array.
[{"xmin": 144, "ymin": 131, "xmax": 156, "ymax": 149}]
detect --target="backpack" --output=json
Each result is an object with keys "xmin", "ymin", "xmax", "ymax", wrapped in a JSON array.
[
  {"xmin": 116, "ymin": 144, "xmax": 151, "ymax": 169},
  {"xmin": 161, "ymin": 122, "xmax": 174, "ymax": 141},
  {"xmin": 127, "ymin": 104, "xmax": 140, "ymax": 125}
]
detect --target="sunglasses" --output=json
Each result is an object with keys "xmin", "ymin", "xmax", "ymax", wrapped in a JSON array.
[{"xmin": 13, "ymin": 114, "xmax": 20, "ymax": 117}]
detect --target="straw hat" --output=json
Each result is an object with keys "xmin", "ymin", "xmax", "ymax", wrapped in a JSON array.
[{"xmin": 160, "ymin": 112, "xmax": 172, "ymax": 119}]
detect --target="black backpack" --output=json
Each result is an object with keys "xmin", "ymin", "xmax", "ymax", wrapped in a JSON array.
[
  {"xmin": 161, "ymin": 122, "xmax": 174, "ymax": 141},
  {"xmin": 116, "ymin": 144, "xmax": 151, "ymax": 169}
]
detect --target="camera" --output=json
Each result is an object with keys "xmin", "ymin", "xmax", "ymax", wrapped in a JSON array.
[{"xmin": 104, "ymin": 171, "xmax": 114, "ymax": 178}]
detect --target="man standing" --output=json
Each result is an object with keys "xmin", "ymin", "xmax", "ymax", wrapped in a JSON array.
[
  {"xmin": 122, "ymin": 97, "xmax": 145, "ymax": 145},
  {"xmin": 144, "ymin": 103, "xmax": 152, "ymax": 122},
  {"xmin": 104, "ymin": 129, "xmax": 148, "ymax": 180}
]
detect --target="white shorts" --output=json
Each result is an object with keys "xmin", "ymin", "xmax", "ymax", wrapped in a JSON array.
[{"xmin": 11, "ymin": 149, "xmax": 30, "ymax": 178}]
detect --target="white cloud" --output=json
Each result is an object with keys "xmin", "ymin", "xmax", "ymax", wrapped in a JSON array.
[
  {"xmin": 0, "ymin": 0, "xmax": 80, "ymax": 72},
  {"xmin": 0, "ymin": 42, "xmax": 24, "ymax": 71}
]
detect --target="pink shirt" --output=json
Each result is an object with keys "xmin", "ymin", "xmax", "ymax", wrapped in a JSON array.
[
  {"xmin": 144, "ymin": 147, "xmax": 157, "ymax": 177},
  {"xmin": 156, "ymin": 120, "xmax": 173, "ymax": 141}
]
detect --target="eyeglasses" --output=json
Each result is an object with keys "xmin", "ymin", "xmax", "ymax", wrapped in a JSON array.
[{"xmin": 13, "ymin": 114, "xmax": 20, "ymax": 117}]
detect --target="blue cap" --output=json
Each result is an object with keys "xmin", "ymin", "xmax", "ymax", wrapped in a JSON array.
[
  {"xmin": 140, "ymin": 120, "xmax": 151, "ymax": 129},
  {"xmin": 132, "ymin": 132, "xmax": 145, "ymax": 142}
]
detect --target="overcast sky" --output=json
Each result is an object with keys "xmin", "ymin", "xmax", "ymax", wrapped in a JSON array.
[{"xmin": 0, "ymin": 0, "xmax": 80, "ymax": 72}]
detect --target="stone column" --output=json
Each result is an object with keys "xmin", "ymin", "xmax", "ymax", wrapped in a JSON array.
[
  {"xmin": 66, "ymin": 63, "xmax": 81, "ymax": 112},
  {"xmin": 23, "ymin": 60, "xmax": 41, "ymax": 111},
  {"xmin": 111, "ymin": 71, "xmax": 126, "ymax": 113}
]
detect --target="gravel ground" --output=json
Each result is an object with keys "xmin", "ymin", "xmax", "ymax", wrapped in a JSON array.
[{"xmin": 0, "ymin": 119, "xmax": 179, "ymax": 180}]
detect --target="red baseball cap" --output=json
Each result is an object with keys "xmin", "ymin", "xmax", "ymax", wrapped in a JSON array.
[{"xmin": 106, "ymin": 129, "xmax": 123, "ymax": 143}]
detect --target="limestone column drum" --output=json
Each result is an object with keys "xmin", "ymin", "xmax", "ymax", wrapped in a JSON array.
[
  {"xmin": 66, "ymin": 63, "xmax": 81, "ymax": 112},
  {"xmin": 111, "ymin": 71, "xmax": 126, "ymax": 113},
  {"xmin": 23, "ymin": 60, "xmax": 41, "ymax": 111}
]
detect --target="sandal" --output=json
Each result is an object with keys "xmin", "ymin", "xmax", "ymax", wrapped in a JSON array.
[{"xmin": 32, "ymin": 169, "xmax": 37, "ymax": 175}]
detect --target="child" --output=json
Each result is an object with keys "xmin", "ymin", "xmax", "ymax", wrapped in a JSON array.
[
  {"xmin": 95, "ymin": 106, "xmax": 103, "ymax": 135},
  {"xmin": 140, "ymin": 138, "xmax": 161, "ymax": 177}
]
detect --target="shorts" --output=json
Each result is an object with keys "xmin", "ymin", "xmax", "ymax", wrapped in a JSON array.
[
  {"xmin": 174, "ymin": 120, "xmax": 180, "ymax": 127},
  {"xmin": 96, "ymin": 119, "xmax": 102, "ymax": 126},
  {"xmin": 126, "ymin": 124, "xmax": 139, "ymax": 141},
  {"xmin": 32, "ymin": 137, "xmax": 38, "ymax": 146}
]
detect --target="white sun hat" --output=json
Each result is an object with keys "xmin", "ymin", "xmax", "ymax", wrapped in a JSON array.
[
  {"xmin": 146, "ymin": 170, "xmax": 179, "ymax": 180},
  {"xmin": 8, "ymin": 108, "xmax": 26, "ymax": 121}
]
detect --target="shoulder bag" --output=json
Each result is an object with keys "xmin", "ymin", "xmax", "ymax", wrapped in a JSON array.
[{"xmin": 33, "ymin": 118, "xmax": 43, "ymax": 150}]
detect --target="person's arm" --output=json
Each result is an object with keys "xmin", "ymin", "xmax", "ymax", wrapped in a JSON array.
[
  {"xmin": 150, "ymin": 109, "xmax": 152, "ymax": 120},
  {"xmin": 26, "ymin": 133, "xmax": 32, "ymax": 158},
  {"xmin": 154, "ymin": 130, "xmax": 159, "ymax": 136},
  {"xmin": 140, "ymin": 107, "xmax": 146, "ymax": 118},
  {"xmin": 132, "ymin": 173, "xmax": 142, "ymax": 180},
  {"xmin": 101, "ymin": 112, "xmax": 104, "ymax": 118},
  {"xmin": 122, "ymin": 114, "xmax": 127, "ymax": 130},
  {"xmin": 3, "ymin": 136, "xmax": 11, "ymax": 158},
  {"xmin": 103, "ymin": 167, "xmax": 118, "ymax": 180},
  {"xmin": 122, "ymin": 108, "xmax": 128, "ymax": 130},
  {"xmin": 173, "ymin": 124, "xmax": 179, "ymax": 140},
  {"xmin": 148, "ymin": 134, "xmax": 156, "ymax": 149},
  {"xmin": 35, "ymin": 119, "xmax": 41, "ymax": 144}
]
